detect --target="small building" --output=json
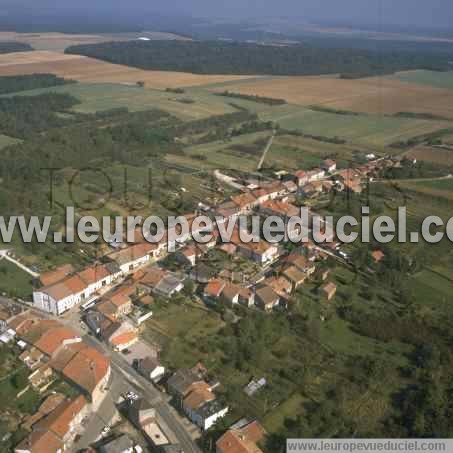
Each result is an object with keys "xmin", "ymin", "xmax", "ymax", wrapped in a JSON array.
[
  {"xmin": 154, "ymin": 273, "xmax": 185, "ymax": 297},
  {"xmin": 216, "ymin": 420, "xmax": 266, "ymax": 453},
  {"xmin": 137, "ymin": 356, "xmax": 165, "ymax": 383},
  {"xmin": 183, "ymin": 382, "xmax": 228, "ymax": 431},
  {"xmin": 235, "ymin": 240, "xmax": 279, "ymax": 265},
  {"xmin": 255, "ymin": 285, "xmax": 280, "ymax": 312},
  {"xmin": 28, "ymin": 364, "xmax": 53, "ymax": 391},
  {"xmin": 238, "ymin": 287, "xmax": 255, "ymax": 307},
  {"xmin": 176, "ymin": 243, "xmax": 204, "ymax": 267},
  {"xmin": 220, "ymin": 283, "xmax": 242, "ymax": 307},
  {"xmin": 259, "ymin": 200, "xmax": 299, "ymax": 220},
  {"xmin": 371, "ymin": 249, "xmax": 385, "ymax": 263},
  {"xmin": 265, "ymin": 277, "xmax": 292, "ymax": 299},
  {"xmin": 284, "ymin": 254, "xmax": 316, "ymax": 276},
  {"xmin": 16, "ymin": 395, "xmax": 89, "ymax": 453},
  {"xmin": 244, "ymin": 377, "xmax": 267, "ymax": 397},
  {"xmin": 294, "ymin": 170, "xmax": 309, "ymax": 187},
  {"xmin": 282, "ymin": 266, "xmax": 307, "ymax": 291},
  {"xmin": 19, "ymin": 347, "xmax": 44, "ymax": 370},
  {"xmin": 321, "ymin": 282, "xmax": 337, "ymax": 301},
  {"xmin": 98, "ymin": 434, "xmax": 135, "ymax": 453},
  {"xmin": 321, "ymin": 159, "xmax": 337, "ymax": 173},
  {"xmin": 307, "ymin": 168, "xmax": 326, "ymax": 182},
  {"xmin": 190, "ymin": 263, "xmax": 217, "ymax": 284},
  {"xmin": 218, "ymin": 243, "xmax": 237, "ymax": 256},
  {"xmin": 167, "ymin": 369, "xmax": 204, "ymax": 406},
  {"xmin": 102, "ymin": 320, "xmax": 138, "ymax": 352},
  {"xmin": 203, "ymin": 279, "xmax": 226, "ymax": 303}
]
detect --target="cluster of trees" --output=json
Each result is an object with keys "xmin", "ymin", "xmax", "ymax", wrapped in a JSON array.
[
  {"xmin": 0, "ymin": 92, "xmax": 79, "ymax": 138},
  {"xmin": 216, "ymin": 91, "xmax": 286, "ymax": 106},
  {"xmin": 66, "ymin": 40, "xmax": 453, "ymax": 77},
  {"xmin": 0, "ymin": 41, "xmax": 32, "ymax": 54},
  {"xmin": 308, "ymin": 105, "xmax": 360, "ymax": 116},
  {"xmin": 170, "ymin": 110, "xmax": 258, "ymax": 144},
  {"xmin": 0, "ymin": 74, "xmax": 73, "ymax": 95}
]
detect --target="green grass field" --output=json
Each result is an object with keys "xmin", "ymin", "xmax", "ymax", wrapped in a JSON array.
[
  {"xmin": 167, "ymin": 131, "xmax": 271, "ymax": 173},
  {"xmin": 414, "ymin": 178, "xmax": 453, "ymax": 191},
  {"xmin": 0, "ymin": 135, "xmax": 20, "ymax": 149},
  {"xmin": 398, "ymin": 177, "xmax": 453, "ymax": 201},
  {"xmin": 257, "ymin": 104, "xmax": 450, "ymax": 147},
  {"xmin": 5, "ymin": 83, "xmax": 238, "ymax": 120},
  {"xmin": 410, "ymin": 268, "xmax": 453, "ymax": 320},
  {"xmin": 390, "ymin": 70, "xmax": 453, "ymax": 90},
  {"xmin": 0, "ymin": 261, "xmax": 34, "ymax": 299}
]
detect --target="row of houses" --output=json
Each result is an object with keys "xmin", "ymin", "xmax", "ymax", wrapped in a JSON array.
[
  {"xmin": 4, "ymin": 311, "xmax": 111, "ymax": 452},
  {"xmin": 15, "ymin": 395, "xmax": 89, "ymax": 453},
  {"xmin": 32, "ymin": 262, "xmax": 123, "ymax": 316},
  {"xmin": 202, "ymin": 250, "xmax": 329, "ymax": 312}
]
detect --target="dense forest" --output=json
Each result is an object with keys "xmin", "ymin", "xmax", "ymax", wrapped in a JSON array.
[
  {"xmin": 66, "ymin": 40, "xmax": 452, "ymax": 77},
  {"xmin": 0, "ymin": 41, "xmax": 33, "ymax": 54},
  {"xmin": 0, "ymin": 74, "xmax": 73, "ymax": 95}
]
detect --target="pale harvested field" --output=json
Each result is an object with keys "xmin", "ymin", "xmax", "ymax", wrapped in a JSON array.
[
  {"xmin": 0, "ymin": 31, "xmax": 189, "ymax": 52},
  {"xmin": 211, "ymin": 75, "xmax": 453, "ymax": 119},
  {"xmin": 0, "ymin": 51, "xmax": 255, "ymax": 89},
  {"xmin": 0, "ymin": 32, "xmax": 111, "ymax": 52}
]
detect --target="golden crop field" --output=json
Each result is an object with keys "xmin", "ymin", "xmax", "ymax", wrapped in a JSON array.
[
  {"xmin": 210, "ymin": 74, "xmax": 453, "ymax": 119},
  {"xmin": 0, "ymin": 51, "xmax": 256, "ymax": 89}
]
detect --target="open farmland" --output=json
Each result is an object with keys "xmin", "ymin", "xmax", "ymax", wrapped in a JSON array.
[
  {"xmin": 404, "ymin": 145, "xmax": 453, "ymax": 165},
  {"xmin": 209, "ymin": 75, "xmax": 453, "ymax": 119},
  {"xmin": 7, "ymin": 82, "xmax": 237, "ymax": 120},
  {"xmin": 389, "ymin": 70, "xmax": 453, "ymax": 90},
  {"xmin": 0, "ymin": 51, "xmax": 255, "ymax": 89},
  {"xmin": 166, "ymin": 131, "xmax": 271, "ymax": 172},
  {"xmin": 0, "ymin": 31, "xmax": 189, "ymax": 52},
  {"xmin": 257, "ymin": 104, "xmax": 450, "ymax": 147},
  {"xmin": 398, "ymin": 177, "xmax": 453, "ymax": 201}
]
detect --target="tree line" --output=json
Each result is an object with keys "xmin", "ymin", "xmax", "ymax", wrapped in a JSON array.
[{"xmin": 0, "ymin": 74, "xmax": 73, "ymax": 95}]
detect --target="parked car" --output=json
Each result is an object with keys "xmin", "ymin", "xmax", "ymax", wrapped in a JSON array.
[{"xmin": 126, "ymin": 391, "xmax": 139, "ymax": 401}]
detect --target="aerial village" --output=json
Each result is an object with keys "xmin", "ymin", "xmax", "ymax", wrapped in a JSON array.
[{"xmin": 0, "ymin": 155, "xmax": 398, "ymax": 452}]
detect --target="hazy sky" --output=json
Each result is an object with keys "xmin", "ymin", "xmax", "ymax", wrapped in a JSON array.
[{"xmin": 9, "ymin": 0, "xmax": 453, "ymax": 29}]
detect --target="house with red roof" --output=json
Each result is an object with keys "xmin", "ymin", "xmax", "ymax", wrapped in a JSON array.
[
  {"xmin": 15, "ymin": 395, "xmax": 88, "ymax": 453},
  {"xmin": 216, "ymin": 420, "xmax": 266, "ymax": 453}
]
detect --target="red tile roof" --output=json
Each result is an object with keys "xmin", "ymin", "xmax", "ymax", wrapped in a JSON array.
[
  {"xmin": 34, "ymin": 326, "xmax": 81, "ymax": 357},
  {"xmin": 39, "ymin": 264, "xmax": 75, "ymax": 287},
  {"xmin": 16, "ymin": 430, "xmax": 63, "ymax": 453},
  {"xmin": 110, "ymin": 331, "xmax": 138, "ymax": 347},
  {"xmin": 371, "ymin": 250, "xmax": 385, "ymax": 263},
  {"xmin": 216, "ymin": 420, "xmax": 265, "ymax": 453},
  {"xmin": 40, "ymin": 272, "xmax": 89, "ymax": 302},
  {"xmin": 60, "ymin": 345, "xmax": 110, "ymax": 395},
  {"xmin": 34, "ymin": 395, "xmax": 87, "ymax": 439},
  {"xmin": 78, "ymin": 264, "xmax": 111, "ymax": 285},
  {"xmin": 183, "ymin": 381, "xmax": 215, "ymax": 410},
  {"xmin": 204, "ymin": 279, "xmax": 226, "ymax": 298}
]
